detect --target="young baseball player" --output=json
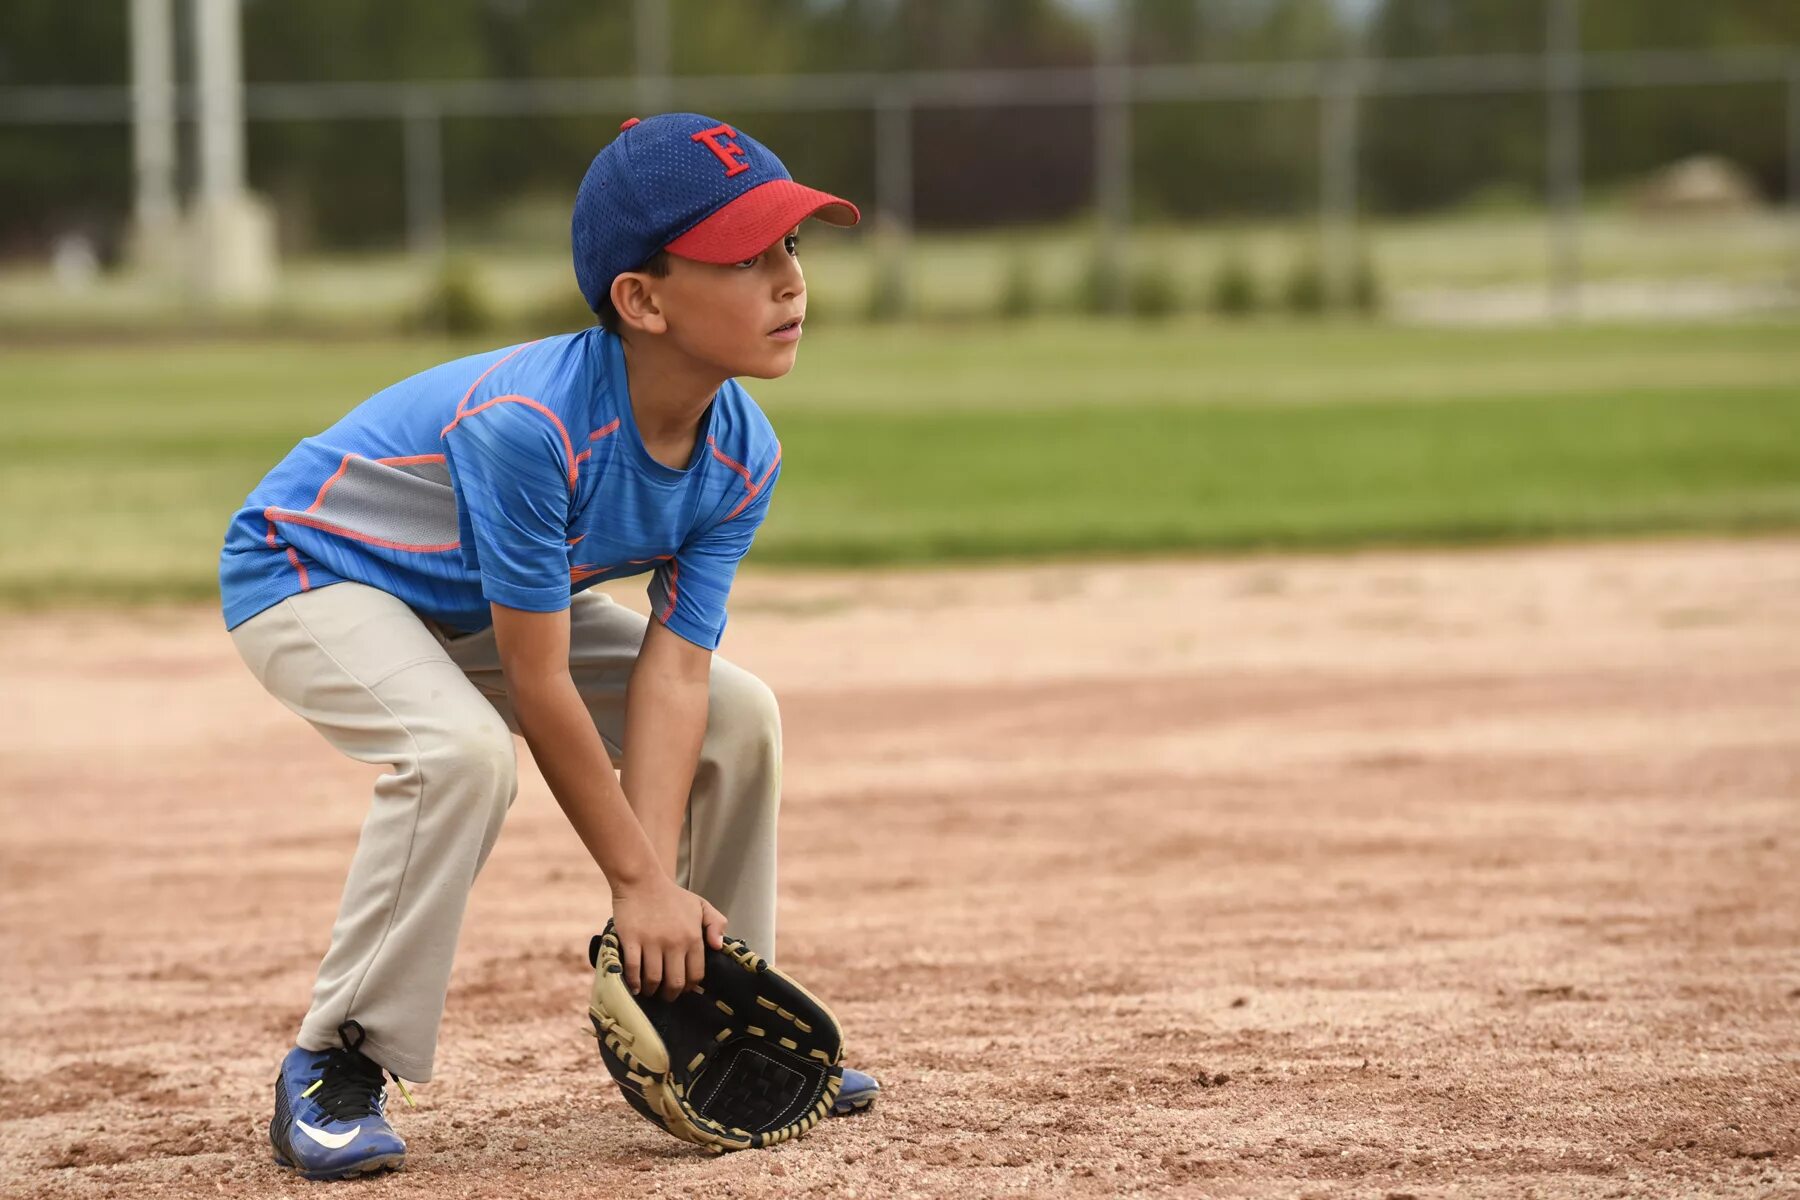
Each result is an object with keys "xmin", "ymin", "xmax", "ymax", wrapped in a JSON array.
[{"xmin": 220, "ymin": 112, "xmax": 879, "ymax": 1180}]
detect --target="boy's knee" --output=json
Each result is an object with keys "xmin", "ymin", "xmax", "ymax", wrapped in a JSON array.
[
  {"xmin": 420, "ymin": 717, "xmax": 517, "ymax": 810},
  {"xmin": 706, "ymin": 668, "xmax": 780, "ymax": 757}
]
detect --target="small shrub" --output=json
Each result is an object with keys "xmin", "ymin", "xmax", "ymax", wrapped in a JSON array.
[
  {"xmin": 1209, "ymin": 255, "xmax": 1259, "ymax": 317},
  {"xmin": 997, "ymin": 251, "xmax": 1037, "ymax": 320},
  {"xmin": 1348, "ymin": 254, "xmax": 1383, "ymax": 315},
  {"xmin": 1281, "ymin": 256, "xmax": 1328, "ymax": 316},
  {"xmin": 863, "ymin": 259, "xmax": 908, "ymax": 323},
  {"xmin": 1075, "ymin": 246, "xmax": 1125, "ymax": 315},
  {"xmin": 414, "ymin": 257, "xmax": 495, "ymax": 336},
  {"xmin": 1127, "ymin": 260, "xmax": 1181, "ymax": 319}
]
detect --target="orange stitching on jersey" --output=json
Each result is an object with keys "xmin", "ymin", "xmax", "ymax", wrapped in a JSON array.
[
  {"xmin": 754, "ymin": 444, "xmax": 782, "ymax": 488},
  {"xmin": 456, "ymin": 341, "xmax": 538, "ymax": 412},
  {"xmin": 266, "ymin": 518, "xmax": 309, "ymax": 589},
  {"xmin": 306, "ymin": 455, "xmax": 357, "ymax": 512},
  {"xmin": 721, "ymin": 441, "xmax": 781, "ymax": 522},
  {"xmin": 285, "ymin": 547, "xmax": 311, "ymax": 590},
  {"xmin": 707, "ymin": 437, "xmax": 753, "ymax": 485},
  {"xmin": 571, "ymin": 421, "xmax": 618, "ymax": 476},
  {"xmin": 441, "ymin": 394, "xmax": 580, "ymax": 492},
  {"xmin": 571, "ymin": 554, "xmax": 671, "ymax": 585}
]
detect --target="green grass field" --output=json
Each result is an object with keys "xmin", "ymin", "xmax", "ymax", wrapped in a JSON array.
[{"xmin": 2, "ymin": 317, "xmax": 1796, "ymax": 606}]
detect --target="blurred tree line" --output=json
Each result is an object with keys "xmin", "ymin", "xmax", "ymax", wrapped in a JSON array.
[{"xmin": 0, "ymin": 0, "xmax": 1795, "ymax": 251}]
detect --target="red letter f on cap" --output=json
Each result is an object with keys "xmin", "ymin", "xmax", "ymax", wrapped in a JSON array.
[{"xmin": 691, "ymin": 124, "xmax": 751, "ymax": 177}]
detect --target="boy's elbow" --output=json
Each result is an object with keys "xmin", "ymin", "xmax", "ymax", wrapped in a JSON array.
[{"xmin": 642, "ymin": 615, "xmax": 715, "ymax": 686}]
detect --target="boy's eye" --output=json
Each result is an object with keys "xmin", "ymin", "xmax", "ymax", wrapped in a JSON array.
[{"xmin": 737, "ymin": 235, "xmax": 799, "ymax": 269}]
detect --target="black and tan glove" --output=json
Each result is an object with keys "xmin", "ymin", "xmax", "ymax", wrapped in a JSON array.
[{"xmin": 585, "ymin": 920, "xmax": 844, "ymax": 1152}]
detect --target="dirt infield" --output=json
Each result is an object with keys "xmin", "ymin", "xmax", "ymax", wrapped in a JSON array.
[{"xmin": 2, "ymin": 538, "xmax": 1796, "ymax": 1198}]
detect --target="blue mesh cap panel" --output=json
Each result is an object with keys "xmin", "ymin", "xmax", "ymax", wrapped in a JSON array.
[{"xmin": 571, "ymin": 113, "xmax": 795, "ymax": 311}]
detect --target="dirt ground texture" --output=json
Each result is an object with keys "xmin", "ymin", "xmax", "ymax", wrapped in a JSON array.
[{"xmin": 2, "ymin": 538, "xmax": 1796, "ymax": 1199}]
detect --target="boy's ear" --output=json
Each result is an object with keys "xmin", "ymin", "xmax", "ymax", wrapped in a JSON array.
[{"xmin": 610, "ymin": 271, "xmax": 668, "ymax": 335}]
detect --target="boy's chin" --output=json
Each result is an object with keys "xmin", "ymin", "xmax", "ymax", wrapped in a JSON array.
[{"xmin": 734, "ymin": 350, "xmax": 799, "ymax": 380}]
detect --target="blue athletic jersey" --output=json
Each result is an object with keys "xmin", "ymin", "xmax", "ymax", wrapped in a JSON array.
[{"xmin": 219, "ymin": 328, "xmax": 782, "ymax": 650}]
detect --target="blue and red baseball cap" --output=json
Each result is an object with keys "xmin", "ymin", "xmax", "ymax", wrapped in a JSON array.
[{"xmin": 572, "ymin": 112, "xmax": 861, "ymax": 312}]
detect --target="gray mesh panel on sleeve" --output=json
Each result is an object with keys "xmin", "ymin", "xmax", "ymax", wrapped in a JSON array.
[
  {"xmin": 266, "ymin": 455, "xmax": 461, "ymax": 550},
  {"xmin": 646, "ymin": 560, "xmax": 676, "ymax": 622}
]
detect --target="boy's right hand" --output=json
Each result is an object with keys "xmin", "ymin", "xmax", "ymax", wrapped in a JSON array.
[{"xmin": 609, "ymin": 876, "xmax": 728, "ymax": 1002}]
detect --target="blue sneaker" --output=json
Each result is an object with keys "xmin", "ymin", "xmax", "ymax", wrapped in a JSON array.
[
  {"xmin": 833, "ymin": 1066, "xmax": 880, "ymax": 1115},
  {"xmin": 269, "ymin": 1021, "xmax": 408, "ymax": 1180}
]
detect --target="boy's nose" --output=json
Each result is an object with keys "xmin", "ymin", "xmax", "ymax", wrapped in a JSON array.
[{"xmin": 772, "ymin": 254, "xmax": 804, "ymax": 299}]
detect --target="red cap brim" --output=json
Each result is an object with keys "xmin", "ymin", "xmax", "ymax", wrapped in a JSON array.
[{"xmin": 664, "ymin": 179, "xmax": 861, "ymax": 265}]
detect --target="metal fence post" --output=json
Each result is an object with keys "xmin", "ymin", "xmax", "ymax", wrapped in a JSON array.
[
  {"xmin": 129, "ymin": 0, "xmax": 179, "ymax": 266},
  {"xmin": 873, "ymin": 88, "xmax": 913, "ymax": 319},
  {"xmin": 404, "ymin": 95, "xmax": 446, "ymax": 259},
  {"xmin": 634, "ymin": 0, "xmax": 671, "ymax": 114},
  {"xmin": 1788, "ymin": 61, "xmax": 1799, "ymax": 287},
  {"xmin": 192, "ymin": 0, "xmax": 278, "ymax": 304},
  {"xmin": 1320, "ymin": 63, "xmax": 1361, "ymax": 306},
  {"xmin": 1094, "ymin": 0, "xmax": 1131, "ymax": 313},
  {"xmin": 1546, "ymin": 0, "xmax": 1583, "ymax": 320}
]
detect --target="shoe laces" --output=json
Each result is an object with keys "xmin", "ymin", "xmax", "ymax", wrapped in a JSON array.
[{"xmin": 300, "ymin": 1021, "xmax": 413, "ymax": 1120}]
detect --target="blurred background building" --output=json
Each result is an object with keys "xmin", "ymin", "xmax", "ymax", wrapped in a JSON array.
[{"xmin": 1, "ymin": 0, "xmax": 1796, "ymax": 333}]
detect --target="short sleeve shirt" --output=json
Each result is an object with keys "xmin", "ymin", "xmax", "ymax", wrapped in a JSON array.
[{"xmin": 218, "ymin": 328, "xmax": 781, "ymax": 650}]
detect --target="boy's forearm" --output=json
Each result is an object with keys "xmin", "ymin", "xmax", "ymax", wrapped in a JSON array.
[
  {"xmin": 620, "ymin": 657, "xmax": 710, "ymax": 878},
  {"xmin": 509, "ymin": 671, "xmax": 661, "ymax": 890}
]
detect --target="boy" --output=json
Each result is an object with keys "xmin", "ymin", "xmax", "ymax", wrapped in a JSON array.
[{"xmin": 220, "ymin": 112, "xmax": 878, "ymax": 1181}]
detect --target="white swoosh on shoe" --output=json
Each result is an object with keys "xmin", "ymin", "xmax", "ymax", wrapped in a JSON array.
[{"xmin": 294, "ymin": 1119, "xmax": 360, "ymax": 1150}]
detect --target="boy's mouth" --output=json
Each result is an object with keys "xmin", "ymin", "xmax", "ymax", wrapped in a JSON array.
[{"xmin": 768, "ymin": 316, "xmax": 803, "ymax": 341}]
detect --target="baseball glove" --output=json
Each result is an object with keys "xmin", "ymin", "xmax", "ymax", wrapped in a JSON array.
[{"xmin": 585, "ymin": 920, "xmax": 844, "ymax": 1152}]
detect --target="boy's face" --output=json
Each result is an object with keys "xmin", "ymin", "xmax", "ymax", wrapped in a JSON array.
[{"xmin": 623, "ymin": 226, "xmax": 807, "ymax": 379}]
